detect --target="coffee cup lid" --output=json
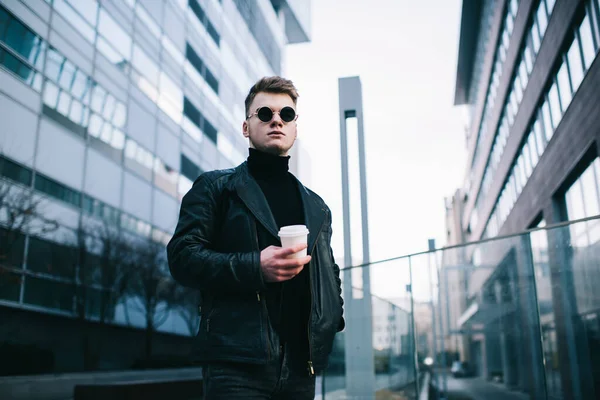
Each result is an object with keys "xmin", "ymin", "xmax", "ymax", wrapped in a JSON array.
[{"xmin": 278, "ymin": 225, "xmax": 309, "ymax": 237}]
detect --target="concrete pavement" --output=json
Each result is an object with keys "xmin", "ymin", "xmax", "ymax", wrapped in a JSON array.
[{"xmin": 444, "ymin": 376, "xmax": 530, "ymax": 400}]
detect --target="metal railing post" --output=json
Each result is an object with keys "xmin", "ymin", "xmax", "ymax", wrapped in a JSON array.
[{"xmin": 408, "ymin": 256, "xmax": 420, "ymax": 396}]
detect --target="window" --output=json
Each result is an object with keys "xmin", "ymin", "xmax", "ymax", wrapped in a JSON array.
[
  {"xmin": 566, "ymin": 162, "xmax": 599, "ymax": 223},
  {"xmin": 518, "ymin": 61, "xmax": 528, "ymax": 90},
  {"xmin": 132, "ymin": 45, "xmax": 159, "ymax": 85},
  {"xmin": 2, "ymin": 10, "xmax": 46, "ymax": 69},
  {"xmin": 205, "ymin": 20, "xmax": 220, "ymax": 45},
  {"xmin": 514, "ymin": 77, "xmax": 523, "ymax": 103},
  {"xmin": 567, "ymin": 37, "xmax": 585, "ymax": 92},
  {"xmin": 532, "ymin": 23, "xmax": 541, "ymax": 53},
  {"xmin": 204, "ymin": 118, "xmax": 218, "ymax": 144},
  {"xmin": 205, "ymin": 67, "xmax": 219, "ymax": 94},
  {"xmin": 180, "ymin": 154, "xmax": 200, "ymax": 181},
  {"xmin": 188, "ymin": 0, "xmax": 220, "ymax": 46},
  {"xmin": 528, "ymin": 131, "xmax": 539, "ymax": 167},
  {"xmin": 565, "ymin": 159, "xmax": 600, "ymax": 317},
  {"xmin": 0, "ymin": 7, "xmax": 45, "ymax": 90},
  {"xmin": 186, "ymin": 43, "xmax": 204, "ymax": 74},
  {"xmin": 548, "ymin": 82, "xmax": 561, "ymax": 128},
  {"xmin": 518, "ymin": 156, "xmax": 527, "ymax": 188},
  {"xmin": 185, "ymin": 43, "xmax": 219, "ymax": 94},
  {"xmin": 534, "ymin": 118, "xmax": 545, "ymax": 156},
  {"xmin": 34, "ymin": 174, "xmax": 81, "ymax": 208},
  {"xmin": 541, "ymin": 100, "xmax": 553, "ymax": 142},
  {"xmin": 120, "ymin": 213, "xmax": 151, "ymax": 237},
  {"xmin": 578, "ymin": 15, "xmax": 597, "ymax": 70},
  {"xmin": 82, "ymin": 194, "xmax": 120, "ymax": 224},
  {"xmin": 524, "ymin": 42, "xmax": 534, "ymax": 73},
  {"xmin": 523, "ymin": 143, "xmax": 533, "ymax": 178},
  {"xmin": 125, "ymin": 139, "xmax": 154, "ymax": 170},
  {"xmin": 53, "ymin": 0, "xmax": 97, "ymax": 43},
  {"xmin": 537, "ymin": 1, "xmax": 549, "ymax": 37},
  {"xmin": 97, "ymin": 8, "xmax": 132, "ymax": 63},
  {"xmin": 27, "ymin": 237, "xmax": 77, "ymax": 278},
  {"xmin": 23, "ymin": 276, "xmax": 75, "ymax": 312},
  {"xmin": 43, "ymin": 48, "xmax": 93, "ymax": 127},
  {"xmin": 510, "ymin": 0, "xmax": 518, "ymax": 17},
  {"xmin": 183, "ymin": 96, "xmax": 201, "ymax": 127},
  {"xmin": 135, "ymin": 3, "xmax": 161, "ymax": 39},
  {"xmin": 162, "ymin": 35, "xmax": 185, "ymax": 65},
  {"xmin": 178, "ymin": 175, "xmax": 193, "ymax": 199},
  {"xmin": 0, "ymin": 47, "xmax": 43, "ymax": 91},
  {"xmin": 0, "ymin": 227, "xmax": 25, "ymax": 269},
  {"xmin": 556, "ymin": 61, "xmax": 572, "ymax": 111},
  {"xmin": 514, "ymin": 160, "xmax": 523, "ymax": 193},
  {"xmin": 182, "ymin": 96, "xmax": 218, "ymax": 143},
  {"xmin": 0, "ymin": 155, "xmax": 32, "ymax": 185},
  {"xmin": 89, "ymin": 83, "xmax": 126, "ymax": 129},
  {"xmin": 0, "ymin": 269, "xmax": 21, "ymax": 301},
  {"xmin": 154, "ymin": 158, "xmax": 179, "ymax": 196},
  {"xmin": 158, "ymin": 71, "xmax": 183, "ymax": 123}
]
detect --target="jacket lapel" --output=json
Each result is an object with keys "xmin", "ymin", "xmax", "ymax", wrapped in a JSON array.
[
  {"xmin": 235, "ymin": 162, "xmax": 326, "ymax": 248},
  {"xmin": 235, "ymin": 163, "xmax": 280, "ymax": 238}
]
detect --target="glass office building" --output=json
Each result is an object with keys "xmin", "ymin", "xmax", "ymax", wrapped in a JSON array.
[
  {"xmin": 0, "ymin": 0, "xmax": 310, "ymax": 374},
  {"xmin": 445, "ymin": 0, "xmax": 600, "ymax": 397}
]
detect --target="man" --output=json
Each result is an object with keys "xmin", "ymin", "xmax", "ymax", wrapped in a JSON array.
[{"xmin": 167, "ymin": 76, "xmax": 345, "ymax": 399}]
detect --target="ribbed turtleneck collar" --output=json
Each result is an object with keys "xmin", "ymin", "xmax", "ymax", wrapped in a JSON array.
[{"xmin": 247, "ymin": 148, "xmax": 290, "ymax": 179}]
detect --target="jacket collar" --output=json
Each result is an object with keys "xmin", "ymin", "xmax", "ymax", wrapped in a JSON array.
[{"xmin": 234, "ymin": 162, "xmax": 326, "ymax": 251}]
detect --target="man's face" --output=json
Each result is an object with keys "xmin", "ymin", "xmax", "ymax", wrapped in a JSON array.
[{"xmin": 243, "ymin": 92, "xmax": 298, "ymax": 156}]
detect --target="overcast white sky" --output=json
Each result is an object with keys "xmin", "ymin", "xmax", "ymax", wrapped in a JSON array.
[{"xmin": 285, "ymin": 0, "xmax": 468, "ymax": 298}]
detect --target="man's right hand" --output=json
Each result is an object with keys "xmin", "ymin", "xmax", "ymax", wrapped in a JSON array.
[{"xmin": 260, "ymin": 244, "xmax": 311, "ymax": 283}]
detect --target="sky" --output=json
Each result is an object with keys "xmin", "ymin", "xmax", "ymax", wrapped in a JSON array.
[{"xmin": 285, "ymin": 0, "xmax": 468, "ymax": 298}]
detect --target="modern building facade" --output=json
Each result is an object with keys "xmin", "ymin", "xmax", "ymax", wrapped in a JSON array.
[
  {"xmin": 446, "ymin": 0, "xmax": 600, "ymax": 398},
  {"xmin": 0, "ymin": 0, "xmax": 310, "ymax": 375}
]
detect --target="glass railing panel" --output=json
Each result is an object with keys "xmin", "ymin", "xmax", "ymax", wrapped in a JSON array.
[
  {"xmin": 319, "ymin": 257, "xmax": 418, "ymax": 399},
  {"xmin": 540, "ymin": 218, "xmax": 600, "ymax": 399},
  {"xmin": 419, "ymin": 233, "xmax": 548, "ymax": 398}
]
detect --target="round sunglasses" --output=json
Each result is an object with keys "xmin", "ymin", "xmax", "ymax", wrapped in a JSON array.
[{"xmin": 248, "ymin": 106, "xmax": 298, "ymax": 123}]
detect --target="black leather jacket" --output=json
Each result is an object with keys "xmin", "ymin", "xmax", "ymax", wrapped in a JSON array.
[{"xmin": 167, "ymin": 162, "xmax": 345, "ymax": 372}]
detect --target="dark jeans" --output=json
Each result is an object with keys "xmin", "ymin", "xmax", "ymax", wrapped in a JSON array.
[{"xmin": 202, "ymin": 344, "xmax": 315, "ymax": 399}]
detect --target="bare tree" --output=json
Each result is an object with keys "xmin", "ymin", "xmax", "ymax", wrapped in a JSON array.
[
  {"xmin": 172, "ymin": 285, "xmax": 201, "ymax": 336},
  {"xmin": 125, "ymin": 237, "xmax": 177, "ymax": 359},
  {"xmin": 0, "ymin": 178, "xmax": 58, "ymax": 298},
  {"xmin": 70, "ymin": 218, "xmax": 133, "ymax": 369},
  {"xmin": 72, "ymin": 219, "xmax": 132, "ymax": 321}
]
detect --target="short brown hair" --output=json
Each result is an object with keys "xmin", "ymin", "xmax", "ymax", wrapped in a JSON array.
[{"xmin": 244, "ymin": 76, "xmax": 299, "ymax": 117}]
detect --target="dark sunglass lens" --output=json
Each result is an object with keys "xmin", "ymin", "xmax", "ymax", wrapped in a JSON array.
[
  {"xmin": 257, "ymin": 107, "xmax": 273, "ymax": 122},
  {"xmin": 280, "ymin": 107, "xmax": 296, "ymax": 122}
]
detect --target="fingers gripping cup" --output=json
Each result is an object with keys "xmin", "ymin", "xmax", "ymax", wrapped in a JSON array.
[{"xmin": 278, "ymin": 225, "xmax": 310, "ymax": 259}]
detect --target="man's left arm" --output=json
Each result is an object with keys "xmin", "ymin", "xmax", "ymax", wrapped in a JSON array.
[
  {"xmin": 331, "ymin": 247, "xmax": 346, "ymax": 332},
  {"xmin": 327, "ymin": 209, "xmax": 345, "ymax": 332}
]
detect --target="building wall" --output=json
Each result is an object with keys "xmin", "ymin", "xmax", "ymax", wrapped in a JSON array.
[
  {"xmin": 0, "ymin": 0, "xmax": 310, "ymax": 375},
  {"xmin": 461, "ymin": 0, "xmax": 600, "ymax": 240},
  {"xmin": 452, "ymin": 0, "xmax": 600, "ymax": 396}
]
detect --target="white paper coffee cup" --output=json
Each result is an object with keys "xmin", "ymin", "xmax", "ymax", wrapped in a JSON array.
[{"xmin": 278, "ymin": 225, "xmax": 310, "ymax": 259}]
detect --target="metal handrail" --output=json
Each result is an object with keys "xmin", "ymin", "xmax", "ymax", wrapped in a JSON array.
[{"xmin": 340, "ymin": 214, "xmax": 600, "ymax": 271}]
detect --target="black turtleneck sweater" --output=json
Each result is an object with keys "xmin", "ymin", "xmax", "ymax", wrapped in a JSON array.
[
  {"xmin": 247, "ymin": 148, "xmax": 304, "ymax": 229},
  {"xmin": 247, "ymin": 148, "xmax": 310, "ymax": 370}
]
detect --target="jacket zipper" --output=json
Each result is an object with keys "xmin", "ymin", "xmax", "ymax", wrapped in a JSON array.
[
  {"xmin": 255, "ymin": 222, "xmax": 271, "ymax": 361},
  {"xmin": 307, "ymin": 212, "xmax": 326, "ymax": 377}
]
